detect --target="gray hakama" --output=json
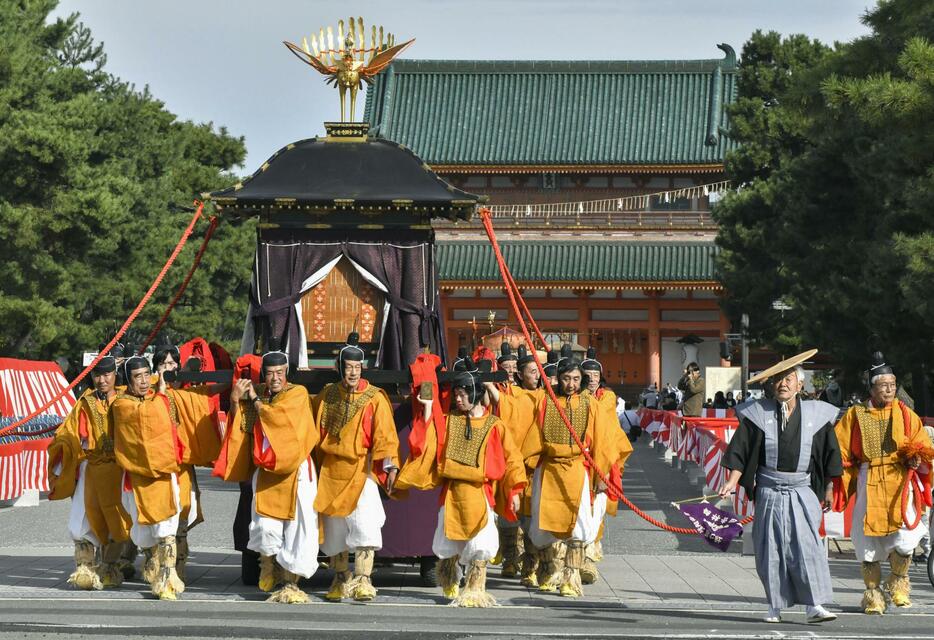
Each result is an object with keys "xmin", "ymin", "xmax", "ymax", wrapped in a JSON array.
[
  {"xmin": 754, "ymin": 468, "xmax": 833, "ymax": 608},
  {"xmin": 732, "ymin": 399, "xmax": 840, "ymax": 610}
]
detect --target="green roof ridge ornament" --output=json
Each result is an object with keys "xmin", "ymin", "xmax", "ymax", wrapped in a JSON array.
[
  {"xmin": 717, "ymin": 43, "xmax": 736, "ymax": 69},
  {"xmin": 284, "ymin": 17, "xmax": 414, "ymax": 123}
]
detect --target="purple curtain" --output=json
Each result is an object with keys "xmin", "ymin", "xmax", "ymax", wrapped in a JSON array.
[{"xmin": 249, "ymin": 231, "xmax": 446, "ymax": 370}]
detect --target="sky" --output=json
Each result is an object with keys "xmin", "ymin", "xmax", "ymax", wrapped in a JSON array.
[{"xmin": 52, "ymin": 0, "xmax": 874, "ymax": 171}]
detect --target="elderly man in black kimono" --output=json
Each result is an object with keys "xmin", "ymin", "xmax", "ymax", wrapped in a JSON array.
[{"xmin": 718, "ymin": 349, "xmax": 843, "ymax": 624}]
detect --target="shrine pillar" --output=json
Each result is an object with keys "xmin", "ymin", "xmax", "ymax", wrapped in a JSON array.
[{"xmin": 647, "ymin": 291, "xmax": 660, "ymax": 388}]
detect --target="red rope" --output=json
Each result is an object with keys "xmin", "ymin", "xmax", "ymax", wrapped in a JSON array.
[
  {"xmin": 478, "ymin": 209, "xmax": 752, "ymax": 535},
  {"xmin": 0, "ymin": 202, "xmax": 205, "ymax": 438},
  {"xmin": 139, "ymin": 215, "xmax": 219, "ymax": 353},
  {"xmin": 4, "ymin": 425, "xmax": 59, "ymax": 438},
  {"xmin": 501, "ymin": 264, "xmax": 550, "ymax": 350},
  {"xmin": 897, "ymin": 401, "xmax": 929, "ymax": 530},
  {"xmin": 902, "ymin": 469, "xmax": 924, "ymax": 530}
]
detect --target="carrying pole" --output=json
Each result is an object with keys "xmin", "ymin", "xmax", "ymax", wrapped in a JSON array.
[{"xmin": 740, "ymin": 313, "xmax": 749, "ymax": 399}]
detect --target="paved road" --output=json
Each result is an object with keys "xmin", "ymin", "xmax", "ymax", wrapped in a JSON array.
[
  {"xmin": 1, "ymin": 436, "xmax": 932, "ymax": 639},
  {"xmin": 2, "ymin": 597, "xmax": 934, "ymax": 639}
]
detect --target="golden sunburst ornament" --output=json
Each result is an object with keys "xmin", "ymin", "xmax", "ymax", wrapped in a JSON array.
[{"xmin": 284, "ymin": 17, "xmax": 414, "ymax": 123}]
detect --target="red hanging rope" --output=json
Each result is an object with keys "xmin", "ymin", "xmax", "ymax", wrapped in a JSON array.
[
  {"xmin": 478, "ymin": 208, "xmax": 753, "ymax": 535},
  {"xmin": 138, "ymin": 214, "xmax": 219, "ymax": 353},
  {"xmin": 502, "ymin": 264, "xmax": 550, "ymax": 351},
  {"xmin": 0, "ymin": 202, "xmax": 206, "ymax": 438},
  {"xmin": 897, "ymin": 400, "xmax": 932, "ymax": 530}
]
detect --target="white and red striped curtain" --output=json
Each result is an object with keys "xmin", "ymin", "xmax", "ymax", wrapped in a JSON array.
[{"xmin": 0, "ymin": 359, "xmax": 75, "ymax": 501}]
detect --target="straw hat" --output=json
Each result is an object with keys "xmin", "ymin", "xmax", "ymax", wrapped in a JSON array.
[{"xmin": 747, "ymin": 348, "xmax": 818, "ymax": 385}]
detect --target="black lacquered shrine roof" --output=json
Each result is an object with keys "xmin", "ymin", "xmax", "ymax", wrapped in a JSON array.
[{"xmin": 207, "ymin": 123, "xmax": 483, "ymax": 222}]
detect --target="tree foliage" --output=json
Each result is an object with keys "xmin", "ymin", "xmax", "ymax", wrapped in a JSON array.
[
  {"xmin": 714, "ymin": 0, "xmax": 934, "ymax": 401},
  {"xmin": 0, "ymin": 0, "xmax": 254, "ymax": 366}
]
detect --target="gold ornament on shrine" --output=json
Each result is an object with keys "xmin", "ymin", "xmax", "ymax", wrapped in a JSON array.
[{"xmin": 284, "ymin": 17, "xmax": 414, "ymax": 122}]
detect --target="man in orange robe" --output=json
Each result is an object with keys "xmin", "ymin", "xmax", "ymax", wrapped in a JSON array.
[
  {"xmin": 152, "ymin": 343, "xmax": 201, "ymax": 581},
  {"xmin": 522, "ymin": 354, "xmax": 630, "ymax": 597},
  {"xmin": 226, "ymin": 349, "xmax": 319, "ymax": 604},
  {"xmin": 835, "ymin": 352, "xmax": 933, "ymax": 613},
  {"xmin": 313, "ymin": 333, "xmax": 399, "ymax": 602},
  {"xmin": 112, "ymin": 356, "xmax": 221, "ymax": 600},
  {"xmin": 212, "ymin": 350, "xmax": 319, "ymax": 604},
  {"xmin": 48, "ymin": 353, "xmax": 132, "ymax": 590},
  {"xmin": 489, "ymin": 343, "xmax": 525, "ymax": 578},
  {"xmin": 398, "ymin": 365, "xmax": 526, "ymax": 606},
  {"xmin": 580, "ymin": 347, "xmax": 622, "ymax": 584},
  {"xmin": 509, "ymin": 346, "xmax": 550, "ymax": 587}
]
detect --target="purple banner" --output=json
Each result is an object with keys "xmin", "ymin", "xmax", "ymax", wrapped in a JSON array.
[{"xmin": 676, "ymin": 503, "xmax": 743, "ymax": 552}]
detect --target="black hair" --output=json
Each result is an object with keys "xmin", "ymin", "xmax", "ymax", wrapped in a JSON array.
[
  {"xmin": 152, "ymin": 345, "xmax": 180, "ymax": 369},
  {"xmin": 452, "ymin": 371, "xmax": 485, "ymax": 407}
]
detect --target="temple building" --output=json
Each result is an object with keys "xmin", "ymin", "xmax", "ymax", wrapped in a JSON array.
[{"xmin": 364, "ymin": 46, "xmax": 738, "ymax": 397}]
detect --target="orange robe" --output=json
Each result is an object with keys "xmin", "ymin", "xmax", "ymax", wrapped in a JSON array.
[
  {"xmin": 835, "ymin": 401, "xmax": 934, "ymax": 536},
  {"xmin": 169, "ymin": 387, "xmax": 222, "ymax": 528},
  {"xmin": 312, "ymin": 380, "xmax": 399, "ymax": 518},
  {"xmin": 218, "ymin": 384, "xmax": 317, "ymax": 521},
  {"xmin": 48, "ymin": 389, "xmax": 131, "ymax": 543},
  {"xmin": 593, "ymin": 386, "xmax": 632, "ymax": 517},
  {"xmin": 499, "ymin": 386, "xmax": 543, "ymax": 516},
  {"xmin": 112, "ymin": 388, "xmax": 221, "ymax": 526},
  {"xmin": 521, "ymin": 390, "xmax": 626, "ymax": 537},
  {"xmin": 397, "ymin": 408, "xmax": 526, "ymax": 540}
]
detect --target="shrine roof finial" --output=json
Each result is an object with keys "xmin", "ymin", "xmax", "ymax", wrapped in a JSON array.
[{"xmin": 284, "ymin": 17, "xmax": 414, "ymax": 123}]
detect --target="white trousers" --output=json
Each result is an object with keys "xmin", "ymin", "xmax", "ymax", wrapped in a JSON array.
[
  {"xmin": 248, "ymin": 462, "xmax": 319, "ymax": 579},
  {"xmin": 852, "ymin": 463, "xmax": 929, "ymax": 562},
  {"xmin": 529, "ymin": 465, "xmax": 607, "ymax": 549},
  {"xmin": 185, "ymin": 485, "xmax": 199, "ymax": 529},
  {"xmin": 122, "ymin": 473, "xmax": 181, "ymax": 549},
  {"xmin": 320, "ymin": 477, "xmax": 386, "ymax": 556},
  {"xmin": 67, "ymin": 460, "xmax": 99, "ymax": 546},
  {"xmin": 432, "ymin": 504, "xmax": 499, "ymax": 565}
]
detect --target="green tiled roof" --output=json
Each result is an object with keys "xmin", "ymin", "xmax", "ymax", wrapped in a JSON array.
[
  {"xmin": 436, "ymin": 241, "xmax": 720, "ymax": 282},
  {"xmin": 364, "ymin": 47, "xmax": 738, "ymax": 167}
]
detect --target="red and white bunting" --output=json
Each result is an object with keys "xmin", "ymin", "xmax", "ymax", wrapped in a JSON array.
[
  {"xmin": 0, "ymin": 358, "xmax": 76, "ymax": 418},
  {"xmin": 0, "ymin": 440, "xmax": 50, "ymax": 500},
  {"xmin": 637, "ymin": 408, "xmax": 751, "ymax": 519},
  {"xmin": 701, "ymin": 408, "xmax": 736, "ymax": 418},
  {"xmin": 821, "ymin": 499, "xmax": 854, "ymax": 539}
]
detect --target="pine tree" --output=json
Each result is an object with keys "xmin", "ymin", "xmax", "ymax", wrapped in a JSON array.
[
  {"xmin": 714, "ymin": 0, "xmax": 934, "ymax": 407},
  {"xmin": 0, "ymin": 1, "xmax": 253, "ymax": 365}
]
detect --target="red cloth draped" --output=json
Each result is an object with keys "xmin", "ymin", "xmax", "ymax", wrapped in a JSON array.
[
  {"xmin": 235, "ymin": 354, "xmax": 262, "ymax": 384},
  {"xmin": 252, "ymin": 421, "xmax": 276, "ymax": 470},
  {"xmin": 408, "ymin": 353, "xmax": 446, "ymax": 460}
]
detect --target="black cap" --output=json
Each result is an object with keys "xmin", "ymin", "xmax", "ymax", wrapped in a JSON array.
[
  {"xmin": 454, "ymin": 356, "xmax": 479, "ymax": 373},
  {"xmin": 516, "ymin": 345, "xmax": 535, "ymax": 368},
  {"xmin": 99, "ymin": 341, "xmax": 126, "ymax": 359},
  {"xmin": 543, "ymin": 349, "xmax": 560, "ymax": 375},
  {"xmin": 451, "ymin": 370, "xmax": 484, "ymax": 406},
  {"xmin": 497, "ymin": 342, "xmax": 517, "ymax": 364},
  {"xmin": 557, "ymin": 346, "xmax": 582, "ymax": 377},
  {"xmin": 262, "ymin": 337, "xmax": 289, "ymax": 371},
  {"xmin": 868, "ymin": 351, "xmax": 894, "ymax": 382},
  {"xmin": 452, "ymin": 346, "xmax": 469, "ymax": 370},
  {"xmin": 262, "ymin": 351, "xmax": 288, "ymax": 367},
  {"xmin": 91, "ymin": 356, "xmax": 117, "ymax": 374},
  {"xmin": 337, "ymin": 332, "xmax": 365, "ymax": 369},
  {"xmin": 581, "ymin": 346, "xmax": 602, "ymax": 372},
  {"xmin": 557, "ymin": 343, "xmax": 573, "ymax": 364}
]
